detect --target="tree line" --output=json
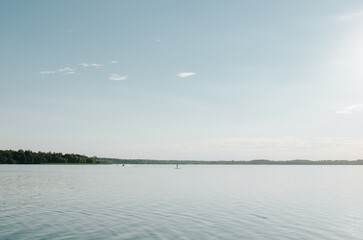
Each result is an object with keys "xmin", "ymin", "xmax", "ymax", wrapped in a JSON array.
[
  {"xmin": 0, "ymin": 150, "xmax": 99, "ymax": 164},
  {"xmin": 1, "ymin": 150, "xmax": 362, "ymax": 165}
]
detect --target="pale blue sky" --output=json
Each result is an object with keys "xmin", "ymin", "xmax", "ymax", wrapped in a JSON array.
[{"xmin": 1, "ymin": 1, "xmax": 363, "ymax": 160}]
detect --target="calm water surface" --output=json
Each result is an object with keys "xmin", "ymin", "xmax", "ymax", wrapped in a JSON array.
[{"xmin": 1, "ymin": 165, "xmax": 363, "ymax": 239}]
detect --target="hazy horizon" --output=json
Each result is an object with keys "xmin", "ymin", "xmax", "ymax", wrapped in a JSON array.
[{"xmin": 1, "ymin": 0, "xmax": 363, "ymax": 160}]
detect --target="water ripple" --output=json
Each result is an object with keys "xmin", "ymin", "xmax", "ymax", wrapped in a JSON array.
[{"xmin": 1, "ymin": 165, "xmax": 363, "ymax": 239}]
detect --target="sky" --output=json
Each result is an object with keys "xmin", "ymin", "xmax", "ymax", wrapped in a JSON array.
[{"xmin": 1, "ymin": 0, "xmax": 363, "ymax": 160}]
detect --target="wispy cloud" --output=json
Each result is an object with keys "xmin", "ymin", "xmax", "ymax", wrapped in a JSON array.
[
  {"xmin": 155, "ymin": 38, "xmax": 161, "ymax": 42},
  {"xmin": 80, "ymin": 63, "xmax": 103, "ymax": 68},
  {"xmin": 58, "ymin": 67, "xmax": 74, "ymax": 72},
  {"xmin": 58, "ymin": 67, "xmax": 75, "ymax": 75},
  {"xmin": 334, "ymin": 110, "xmax": 351, "ymax": 115},
  {"xmin": 39, "ymin": 61, "xmax": 121, "ymax": 78},
  {"xmin": 39, "ymin": 70, "xmax": 56, "ymax": 74},
  {"xmin": 109, "ymin": 74, "xmax": 128, "ymax": 81},
  {"xmin": 334, "ymin": 104, "xmax": 363, "ymax": 114},
  {"xmin": 176, "ymin": 72, "xmax": 196, "ymax": 78},
  {"xmin": 39, "ymin": 66, "xmax": 75, "ymax": 75},
  {"xmin": 337, "ymin": 10, "xmax": 363, "ymax": 21}
]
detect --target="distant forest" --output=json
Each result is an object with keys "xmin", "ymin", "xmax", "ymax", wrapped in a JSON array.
[
  {"xmin": 1, "ymin": 149, "xmax": 363, "ymax": 165},
  {"xmin": 0, "ymin": 150, "xmax": 98, "ymax": 164}
]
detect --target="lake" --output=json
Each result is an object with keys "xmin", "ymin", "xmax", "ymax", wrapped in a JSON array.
[{"xmin": 1, "ymin": 165, "xmax": 363, "ymax": 239}]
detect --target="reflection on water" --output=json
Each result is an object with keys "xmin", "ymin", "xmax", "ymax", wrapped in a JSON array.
[{"xmin": 1, "ymin": 165, "xmax": 363, "ymax": 239}]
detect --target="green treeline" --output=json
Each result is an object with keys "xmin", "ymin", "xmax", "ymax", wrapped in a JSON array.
[
  {"xmin": 1, "ymin": 149, "xmax": 363, "ymax": 165},
  {"xmin": 0, "ymin": 150, "xmax": 99, "ymax": 164}
]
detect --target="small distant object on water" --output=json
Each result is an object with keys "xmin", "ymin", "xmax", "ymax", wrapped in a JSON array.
[
  {"xmin": 122, "ymin": 164, "xmax": 125, "ymax": 166},
  {"xmin": 175, "ymin": 164, "xmax": 181, "ymax": 169}
]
